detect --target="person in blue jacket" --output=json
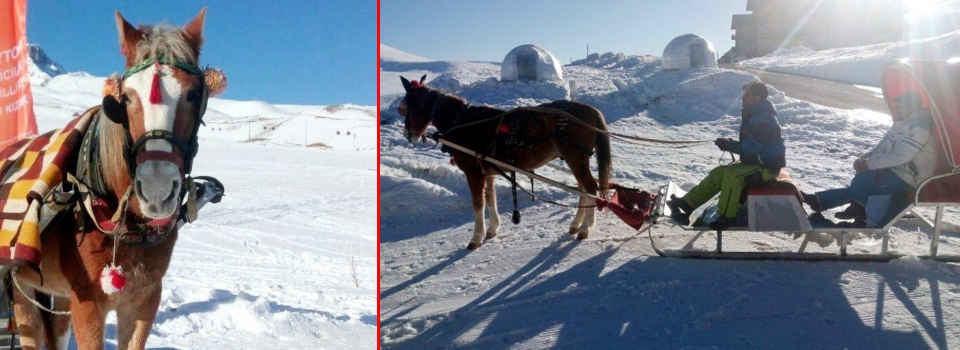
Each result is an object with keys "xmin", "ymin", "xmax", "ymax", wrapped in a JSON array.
[{"xmin": 668, "ymin": 81, "xmax": 787, "ymax": 230}]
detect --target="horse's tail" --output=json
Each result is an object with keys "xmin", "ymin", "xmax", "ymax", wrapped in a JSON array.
[{"xmin": 594, "ymin": 110, "xmax": 612, "ymax": 198}]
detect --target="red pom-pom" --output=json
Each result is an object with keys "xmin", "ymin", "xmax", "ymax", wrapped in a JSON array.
[
  {"xmin": 410, "ymin": 80, "xmax": 420, "ymax": 88},
  {"xmin": 498, "ymin": 124, "xmax": 510, "ymax": 134},
  {"xmin": 101, "ymin": 265, "xmax": 126, "ymax": 294}
]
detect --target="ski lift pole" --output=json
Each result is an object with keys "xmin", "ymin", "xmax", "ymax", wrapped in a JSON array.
[{"xmin": 433, "ymin": 135, "xmax": 598, "ymax": 200}]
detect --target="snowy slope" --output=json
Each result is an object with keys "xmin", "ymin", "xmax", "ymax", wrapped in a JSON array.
[
  {"xmin": 379, "ymin": 42, "xmax": 960, "ymax": 348},
  {"xmin": 26, "ymin": 49, "xmax": 377, "ymax": 349},
  {"xmin": 740, "ymin": 30, "xmax": 960, "ymax": 86}
]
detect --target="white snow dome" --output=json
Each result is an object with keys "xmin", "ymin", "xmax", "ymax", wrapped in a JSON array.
[
  {"xmin": 501, "ymin": 44, "xmax": 564, "ymax": 82},
  {"xmin": 662, "ymin": 34, "xmax": 718, "ymax": 71}
]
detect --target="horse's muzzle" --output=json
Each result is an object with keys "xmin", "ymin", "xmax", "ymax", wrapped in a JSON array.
[{"xmin": 134, "ymin": 160, "xmax": 182, "ymax": 219}]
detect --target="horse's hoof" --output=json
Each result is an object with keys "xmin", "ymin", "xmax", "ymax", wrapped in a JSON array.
[
  {"xmin": 467, "ymin": 242, "xmax": 482, "ymax": 250},
  {"xmin": 577, "ymin": 230, "xmax": 589, "ymax": 240},
  {"xmin": 568, "ymin": 227, "xmax": 579, "ymax": 235},
  {"xmin": 485, "ymin": 231, "xmax": 497, "ymax": 239}
]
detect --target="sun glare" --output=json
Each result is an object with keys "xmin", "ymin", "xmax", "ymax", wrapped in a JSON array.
[{"xmin": 907, "ymin": 0, "xmax": 943, "ymax": 14}]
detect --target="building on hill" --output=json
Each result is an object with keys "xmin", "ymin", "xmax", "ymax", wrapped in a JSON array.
[{"xmin": 730, "ymin": 0, "xmax": 912, "ymax": 59}]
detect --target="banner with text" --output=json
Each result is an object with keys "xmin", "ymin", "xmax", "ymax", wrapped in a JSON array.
[{"xmin": 0, "ymin": 0, "xmax": 37, "ymax": 149}]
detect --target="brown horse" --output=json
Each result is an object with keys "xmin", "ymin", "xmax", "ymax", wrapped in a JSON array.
[
  {"xmin": 10, "ymin": 10, "xmax": 224, "ymax": 350},
  {"xmin": 398, "ymin": 75, "xmax": 611, "ymax": 249}
]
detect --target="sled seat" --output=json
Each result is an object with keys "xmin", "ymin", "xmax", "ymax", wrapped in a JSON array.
[{"xmin": 744, "ymin": 169, "xmax": 812, "ymax": 231}]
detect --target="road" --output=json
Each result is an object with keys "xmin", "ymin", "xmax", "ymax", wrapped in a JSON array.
[{"xmin": 724, "ymin": 65, "xmax": 890, "ymax": 114}]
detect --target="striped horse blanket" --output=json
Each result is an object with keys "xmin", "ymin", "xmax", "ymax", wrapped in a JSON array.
[{"xmin": 0, "ymin": 111, "xmax": 94, "ymax": 269}]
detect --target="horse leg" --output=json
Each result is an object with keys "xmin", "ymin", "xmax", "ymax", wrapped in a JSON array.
[
  {"xmin": 69, "ymin": 291, "xmax": 107, "ymax": 350},
  {"xmin": 44, "ymin": 295, "xmax": 73, "ymax": 350},
  {"xmin": 116, "ymin": 286, "xmax": 162, "ymax": 350},
  {"xmin": 568, "ymin": 185, "xmax": 587, "ymax": 234},
  {"xmin": 465, "ymin": 171, "xmax": 487, "ymax": 250},
  {"xmin": 11, "ymin": 283, "xmax": 45, "ymax": 350},
  {"xmin": 484, "ymin": 176, "xmax": 500, "ymax": 239},
  {"xmin": 566, "ymin": 156, "xmax": 599, "ymax": 240}
]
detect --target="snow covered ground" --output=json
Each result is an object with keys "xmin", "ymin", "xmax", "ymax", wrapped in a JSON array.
[
  {"xmin": 28, "ymin": 48, "xmax": 377, "ymax": 349},
  {"xmin": 379, "ymin": 32, "xmax": 960, "ymax": 348}
]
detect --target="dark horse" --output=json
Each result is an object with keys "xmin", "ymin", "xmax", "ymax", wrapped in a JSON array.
[
  {"xmin": 11, "ymin": 10, "xmax": 224, "ymax": 350},
  {"xmin": 399, "ymin": 75, "xmax": 611, "ymax": 249}
]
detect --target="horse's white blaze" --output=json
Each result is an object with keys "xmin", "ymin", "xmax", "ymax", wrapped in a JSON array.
[
  {"xmin": 125, "ymin": 65, "xmax": 185, "ymax": 218},
  {"xmin": 125, "ymin": 66, "xmax": 183, "ymax": 153}
]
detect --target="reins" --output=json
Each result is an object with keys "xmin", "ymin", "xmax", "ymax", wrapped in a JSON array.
[{"xmin": 433, "ymin": 102, "xmax": 713, "ymax": 149}]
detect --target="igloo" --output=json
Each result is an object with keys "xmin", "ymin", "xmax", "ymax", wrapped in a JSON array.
[
  {"xmin": 501, "ymin": 44, "xmax": 563, "ymax": 82},
  {"xmin": 662, "ymin": 34, "xmax": 718, "ymax": 71}
]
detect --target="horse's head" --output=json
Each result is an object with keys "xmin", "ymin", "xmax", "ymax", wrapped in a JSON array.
[
  {"xmin": 100, "ymin": 9, "xmax": 226, "ymax": 220},
  {"xmin": 398, "ymin": 74, "xmax": 431, "ymax": 143}
]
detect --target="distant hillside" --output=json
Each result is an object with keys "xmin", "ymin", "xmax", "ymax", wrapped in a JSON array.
[{"xmin": 380, "ymin": 44, "xmax": 433, "ymax": 63}]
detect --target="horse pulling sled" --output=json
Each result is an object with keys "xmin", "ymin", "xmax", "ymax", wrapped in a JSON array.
[
  {"xmin": 649, "ymin": 59, "xmax": 960, "ymax": 262},
  {"xmin": 400, "ymin": 59, "xmax": 960, "ymax": 263}
]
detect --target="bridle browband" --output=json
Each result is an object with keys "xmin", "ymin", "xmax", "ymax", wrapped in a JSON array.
[{"xmin": 122, "ymin": 56, "xmax": 204, "ymax": 78}]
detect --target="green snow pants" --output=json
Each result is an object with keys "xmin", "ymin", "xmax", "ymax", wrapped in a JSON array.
[{"xmin": 682, "ymin": 162, "xmax": 777, "ymax": 219}]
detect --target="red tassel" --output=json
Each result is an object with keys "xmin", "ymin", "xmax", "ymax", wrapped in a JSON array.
[{"xmin": 149, "ymin": 71, "xmax": 162, "ymax": 104}]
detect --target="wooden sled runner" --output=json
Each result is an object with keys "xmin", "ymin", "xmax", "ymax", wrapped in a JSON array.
[{"xmin": 649, "ymin": 60, "xmax": 960, "ymax": 262}]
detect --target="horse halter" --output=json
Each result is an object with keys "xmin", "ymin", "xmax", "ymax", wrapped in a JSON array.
[{"xmin": 102, "ymin": 56, "xmax": 209, "ymax": 178}]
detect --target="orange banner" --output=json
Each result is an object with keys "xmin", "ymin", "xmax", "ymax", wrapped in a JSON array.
[{"xmin": 0, "ymin": 0, "xmax": 37, "ymax": 149}]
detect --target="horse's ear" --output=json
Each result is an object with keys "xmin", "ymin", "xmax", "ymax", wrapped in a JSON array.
[
  {"xmin": 400, "ymin": 76, "xmax": 412, "ymax": 92},
  {"xmin": 419, "ymin": 74, "xmax": 427, "ymax": 85},
  {"xmin": 183, "ymin": 8, "xmax": 207, "ymax": 55},
  {"xmin": 115, "ymin": 12, "xmax": 141, "ymax": 63}
]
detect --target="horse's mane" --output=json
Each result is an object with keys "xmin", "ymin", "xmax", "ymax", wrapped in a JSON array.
[
  {"xmin": 97, "ymin": 112, "xmax": 131, "ymax": 195},
  {"xmin": 131, "ymin": 24, "xmax": 198, "ymax": 64}
]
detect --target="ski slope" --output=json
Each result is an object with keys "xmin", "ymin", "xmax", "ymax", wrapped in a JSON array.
[{"xmin": 379, "ymin": 32, "xmax": 960, "ymax": 348}]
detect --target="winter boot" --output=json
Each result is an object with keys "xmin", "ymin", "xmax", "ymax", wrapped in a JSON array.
[
  {"xmin": 708, "ymin": 216, "xmax": 731, "ymax": 231},
  {"xmin": 834, "ymin": 202, "xmax": 866, "ymax": 220},
  {"xmin": 667, "ymin": 194, "xmax": 694, "ymax": 224},
  {"xmin": 800, "ymin": 191, "xmax": 822, "ymax": 213}
]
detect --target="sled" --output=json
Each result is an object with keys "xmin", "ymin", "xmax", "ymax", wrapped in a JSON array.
[{"xmin": 647, "ymin": 60, "xmax": 960, "ymax": 262}]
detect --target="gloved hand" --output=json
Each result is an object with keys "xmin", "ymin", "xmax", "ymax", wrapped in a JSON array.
[{"xmin": 714, "ymin": 138, "xmax": 731, "ymax": 151}]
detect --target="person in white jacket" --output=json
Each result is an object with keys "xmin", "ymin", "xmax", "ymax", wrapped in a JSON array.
[{"xmin": 802, "ymin": 91, "xmax": 939, "ymax": 222}]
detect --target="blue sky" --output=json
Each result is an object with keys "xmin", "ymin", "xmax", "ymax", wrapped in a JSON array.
[
  {"xmin": 381, "ymin": 0, "xmax": 746, "ymax": 63},
  {"xmin": 24, "ymin": 1, "xmax": 376, "ymax": 106}
]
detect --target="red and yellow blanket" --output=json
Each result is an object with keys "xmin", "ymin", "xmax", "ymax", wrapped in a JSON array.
[{"xmin": 0, "ymin": 112, "xmax": 93, "ymax": 269}]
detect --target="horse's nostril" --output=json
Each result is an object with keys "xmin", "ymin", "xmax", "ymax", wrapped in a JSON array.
[{"xmin": 165, "ymin": 180, "xmax": 179, "ymax": 204}]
